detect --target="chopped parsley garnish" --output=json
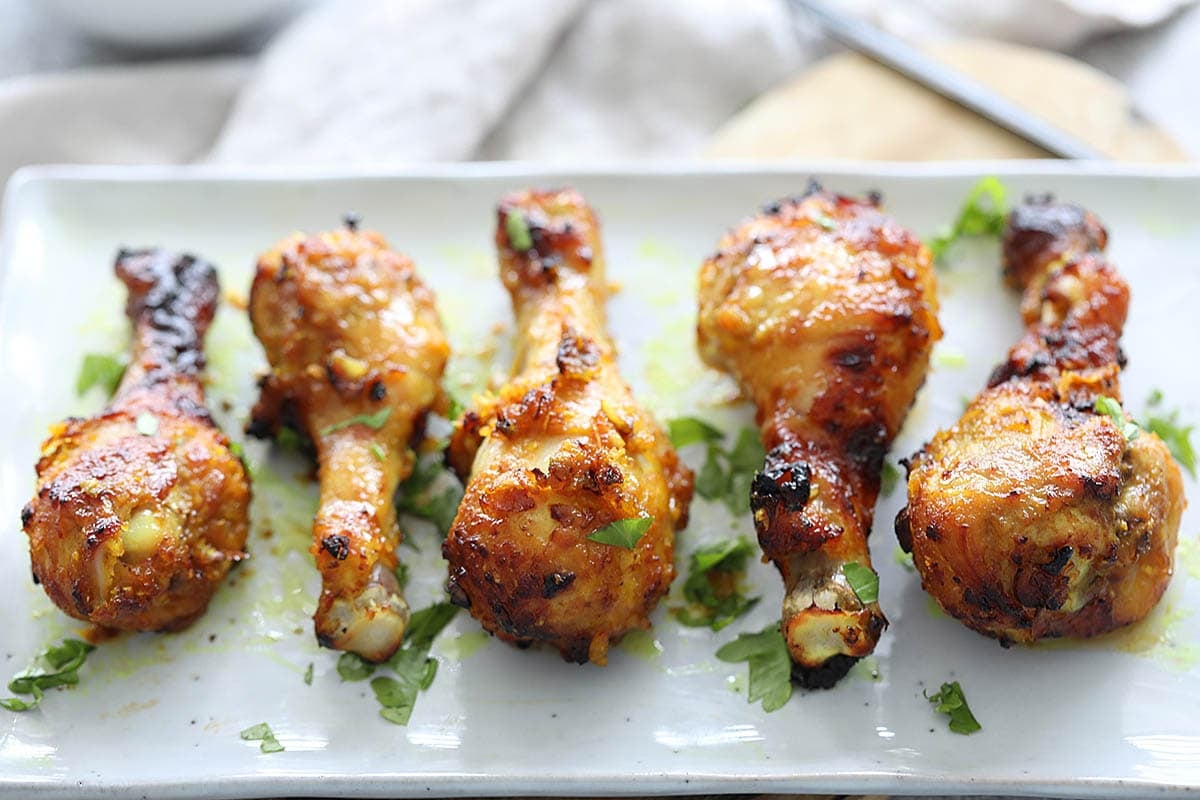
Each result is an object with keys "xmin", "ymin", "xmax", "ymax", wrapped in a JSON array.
[
  {"xmin": 1095, "ymin": 396, "xmax": 1139, "ymax": 441},
  {"xmin": 926, "ymin": 680, "xmax": 982, "ymax": 734},
  {"xmin": 673, "ymin": 537, "xmax": 760, "ymax": 630},
  {"xmin": 505, "ymin": 211, "xmax": 534, "ymax": 251},
  {"xmin": 842, "ymin": 561, "xmax": 879, "ymax": 604},
  {"xmin": 372, "ymin": 602, "xmax": 460, "ymax": 725},
  {"xmin": 587, "ymin": 516, "xmax": 653, "ymax": 549},
  {"xmin": 668, "ymin": 416, "xmax": 724, "ymax": 448},
  {"xmin": 813, "ymin": 213, "xmax": 837, "ymax": 231},
  {"xmin": 394, "ymin": 562, "xmax": 410, "ymax": 590},
  {"xmin": 370, "ymin": 442, "xmax": 387, "ymax": 462},
  {"xmin": 336, "ymin": 652, "xmax": 376, "ymax": 682},
  {"xmin": 1141, "ymin": 389, "xmax": 1195, "ymax": 478},
  {"xmin": 668, "ymin": 417, "xmax": 764, "ymax": 515},
  {"xmin": 240, "ymin": 722, "xmax": 285, "ymax": 753},
  {"xmin": 445, "ymin": 394, "xmax": 465, "ymax": 421},
  {"xmin": 880, "ymin": 461, "xmax": 901, "ymax": 497},
  {"xmin": 135, "ymin": 411, "xmax": 158, "ymax": 437},
  {"xmin": 319, "ymin": 407, "xmax": 393, "ymax": 436},
  {"xmin": 396, "ymin": 443, "xmax": 463, "ymax": 539},
  {"xmin": 1, "ymin": 638, "xmax": 95, "ymax": 713},
  {"xmin": 894, "ymin": 545, "xmax": 915, "ymax": 572},
  {"xmin": 303, "ymin": 663, "xmax": 313, "ymax": 686},
  {"xmin": 716, "ymin": 624, "xmax": 792, "ymax": 712},
  {"xmin": 929, "ymin": 177, "xmax": 1008, "ymax": 263},
  {"xmin": 75, "ymin": 353, "xmax": 125, "ymax": 398},
  {"xmin": 275, "ymin": 427, "xmax": 309, "ymax": 451}
]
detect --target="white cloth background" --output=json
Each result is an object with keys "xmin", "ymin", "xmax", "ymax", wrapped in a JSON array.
[{"xmin": 0, "ymin": 0, "xmax": 1193, "ymax": 188}]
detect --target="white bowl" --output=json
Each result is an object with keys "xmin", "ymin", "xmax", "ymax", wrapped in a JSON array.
[{"xmin": 40, "ymin": 0, "xmax": 305, "ymax": 50}]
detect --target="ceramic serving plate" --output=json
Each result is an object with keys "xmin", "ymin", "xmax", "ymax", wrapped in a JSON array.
[{"xmin": 0, "ymin": 163, "xmax": 1197, "ymax": 799}]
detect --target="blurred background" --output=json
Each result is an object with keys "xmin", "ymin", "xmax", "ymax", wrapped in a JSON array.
[{"xmin": 0, "ymin": 0, "xmax": 1197, "ymax": 189}]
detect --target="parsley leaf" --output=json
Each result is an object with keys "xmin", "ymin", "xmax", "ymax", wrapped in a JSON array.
[
  {"xmin": 667, "ymin": 418, "xmax": 764, "ymax": 515},
  {"xmin": 668, "ymin": 416, "xmax": 724, "ymax": 449},
  {"xmin": 926, "ymin": 681, "xmax": 982, "ymax": 734},
  {"xmin": 842, "ymin": 561, "xmax": 879, "ymax": 605},
  {"xmin": 505, "ymin": 211, "xmax": 534, "ymax": 251},
  {"xmin": 303, "ymin": 663, "xmax": 313, "ymax": 686},
  {"xmin": 1141, "ymin": 390, "xmax": 1195, "ymax": 478},
  {"xmin": 240, "ymin": 722, "xmax": 285, "ymax": 753},
  {"xmin": 371, "ymin": 602, "xmax": 459, "ymax": 726},
  {"xmin": 76, "ymin": 353, "xmax": 125, "ymax": 398},
  {"xmin": 894, "ymin": 545, "xmax": 915, "ymax": 572},
  {"xmin": 1095, "ymin": 396, "xmax": 1139, "ymax": 441},
  {"xmin": 319, "ymin": 407, "xmax": 393, "ymax": 436},
  {"xmin": 135, "ymin": 412, "xmax": 158, "ymax": 437},
  {"xmin": 716, "ymin": 624, "xmax": 792, "ymax": 712},
  {"xmin": 587, "ymin": 516, "xmax": 653, "ymax": 549},
  {"xmin": 336, "ymin": 652, "xmax": 375, "ymax": 682},
  {"xmin": 3, "ymin": 638, "xmax": 95, "ymax": 713},
  {"xmin": 880, "ymin": 461, "xmax": 901, "ymax": 496},
  {"xmin": 396, "ymin": 448, "xmax": 463, "ymax": 538},
  {"xmin": 275, "ymin": 427, "xmax": 310, "ymax": 452},
  {"xmin": 673, "ymin": 537, "xmax": 760, "ymax": 630},
  {"xmin": 929, "ymin": 177, "xmax": 1008, "ymax": 263}
]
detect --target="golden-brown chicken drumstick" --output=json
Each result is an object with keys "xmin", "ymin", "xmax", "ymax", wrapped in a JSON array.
[
  {"xmin": 898, "ymin": 196, "xmax": 1184, "ymax": 643},
  {"xmin": 23, "ymin": 249, "xmax": 250, "ymax": 631},
  {"xmin": 248, "ymin": 220, "xmax": 449, "ymax": 662},
  {"xmin": 444, "ymin": 189, "xmax": 693, "ymax": 665},
  {"xmin": 698, "ymin": 187, "xmax": 941, "ymax": 687}
]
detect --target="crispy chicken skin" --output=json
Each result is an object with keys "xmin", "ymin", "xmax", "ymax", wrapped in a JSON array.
[
  {"xmin": 23, "ymin": 249, "xmax": 250, "ymax": 632},
  {"xmin": 898, "ymin": 196, "xmax": 1185, "ymax": 644},
  {"xmin": 443, "ymin": 189, "xmax": 693, "ymax": 665},
  {"xmin": 248, "ymin": 222, "xmax": 449, "ymax": 662},
  {"xmin": 698, "ymin": 186, "xmax": 941, "ymax": 687}
]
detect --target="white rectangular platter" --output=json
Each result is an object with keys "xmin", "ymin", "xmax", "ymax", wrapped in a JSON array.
[{"xmin": 1, "ymin": 163, "xmax": 1198, "ymax": 799}]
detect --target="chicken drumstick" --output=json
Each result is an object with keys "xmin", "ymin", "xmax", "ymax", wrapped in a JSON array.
[
  {"xmin": 444, "ymin": 189, "xmax": 693, "ymax": 665},
  {"xmin": 23, "ymin": 249, "xmax": 250, "ymax": 631},
  {"xmin": 249, "ymin": 221, "xmax": 449, "ymax": 662},
  {"xmin": 898, "ymin": 196, "xmax": 1184, "ymax": 643},
  {"xmin": 698, "ymin": 187, "xmax": 941, "ymax": 686}
]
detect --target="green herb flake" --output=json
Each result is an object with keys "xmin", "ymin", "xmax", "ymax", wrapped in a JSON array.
[
  {"xmin": 880, "ymin": 461, "xmax": 901, "ymax": 497},
  {"xmin": 319, "ymin": 407, "xmax": 393, "ymax": 437},
  {"xmin": 396, "ymin": 446, "xmax": 463, "ymax": 538},
  {"xmin": 929, "ymin": 177, "xmax": 1008, "ymax": 263},
  {"xmin": 336, "ymin": 652, "xmax": 376, "ymax": 682},
  {"xmin": 1140, "ymin": 390, "xmax": 1195, "ymax": 478},
  {"xmin": 240, "ymin": 722, "xmax": 285, "ymax": 753},
  {"xmin": 1095, "ymin": 396, "xmax": 1139, "ymax": 441},
  {"xmin": 716, "ymin": 624, "xmax": 792, "ymax": 712},
  {"xmin": 3, "ymin": 638, "xmax": 95, "ymax": 713},
  {"xmin": 505, "ymin": 211, "xmax": 534, "ymax": 251},
  {"xmin": 894, "ymin": 545, "xmax": 915, "ymax": 572},
  {"xmin": 303, "ymin": 663, "xmax": 314, "ymax": 686},
  {"xmin": 367, "ymin": 602, "xmax": 460, "ymax": 726},
  {"xmin": 842, "ymin": 561, "xmax": 879, "ymax": 605},
  {"xmin": 667, "ymin": 416, "xmax": 724, "ymax": 449},
  {"xmin": 586, "ymin": 516, "xmax": 653, "ymax": 549},
  {"xmin": 370, "ymin": 442, "xmax": 387, "ymax": 462},
  {"xmin": 445, "ymin": 394, "xmax": 465, "ymax": 421},
  {"xmin": 275, "ymin": 427, "xmax": 309, "ymax": 451},
  {"xmin": 394, "ymin": 562, "xmax": 410, "ymax": 590},
  {"xmin": 694, "ymin": 446, "xmax": 728, "ymax": 500},
  {"xmin": 135, "ymin": 412, "xmax": 158, "ymax": 437},
  {"xmin": 76, "ymin": 353, "xmax": 125, "ymax": 398},
  {"xmin": 673, "ymin": 537, "xmax": 760, "ymax": 631},
  {"xmin": 926, "ymin": 681, "xmax": 982, "ymax": 734},
  {"xmin": 813, "ymin": 213, "xmax": 837, "ymax": 231}
]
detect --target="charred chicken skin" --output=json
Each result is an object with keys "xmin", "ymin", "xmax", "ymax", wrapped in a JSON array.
[
  {"xmin": 23, "ymin": 249, "xmax": 250, "ymax": 632},
  {"xmin": 898, "ymin": 196, "xmax": 1185, "ymax": 643},
  {"xmin": 444, "ymin": 189, "xmax": 693, "ymax": 665},
  {"xmin": 248, "ymin": 221, "xmax": 449, "ymax": 662},
  {"xmin": 698, "ymin": 187, "xmax": 941, "ymax": 687}
]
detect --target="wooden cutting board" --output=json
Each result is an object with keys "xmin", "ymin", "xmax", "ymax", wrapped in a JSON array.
[{"xmin": 706, "ymin": 38, "xmax": 1188, "ymax": 162}]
